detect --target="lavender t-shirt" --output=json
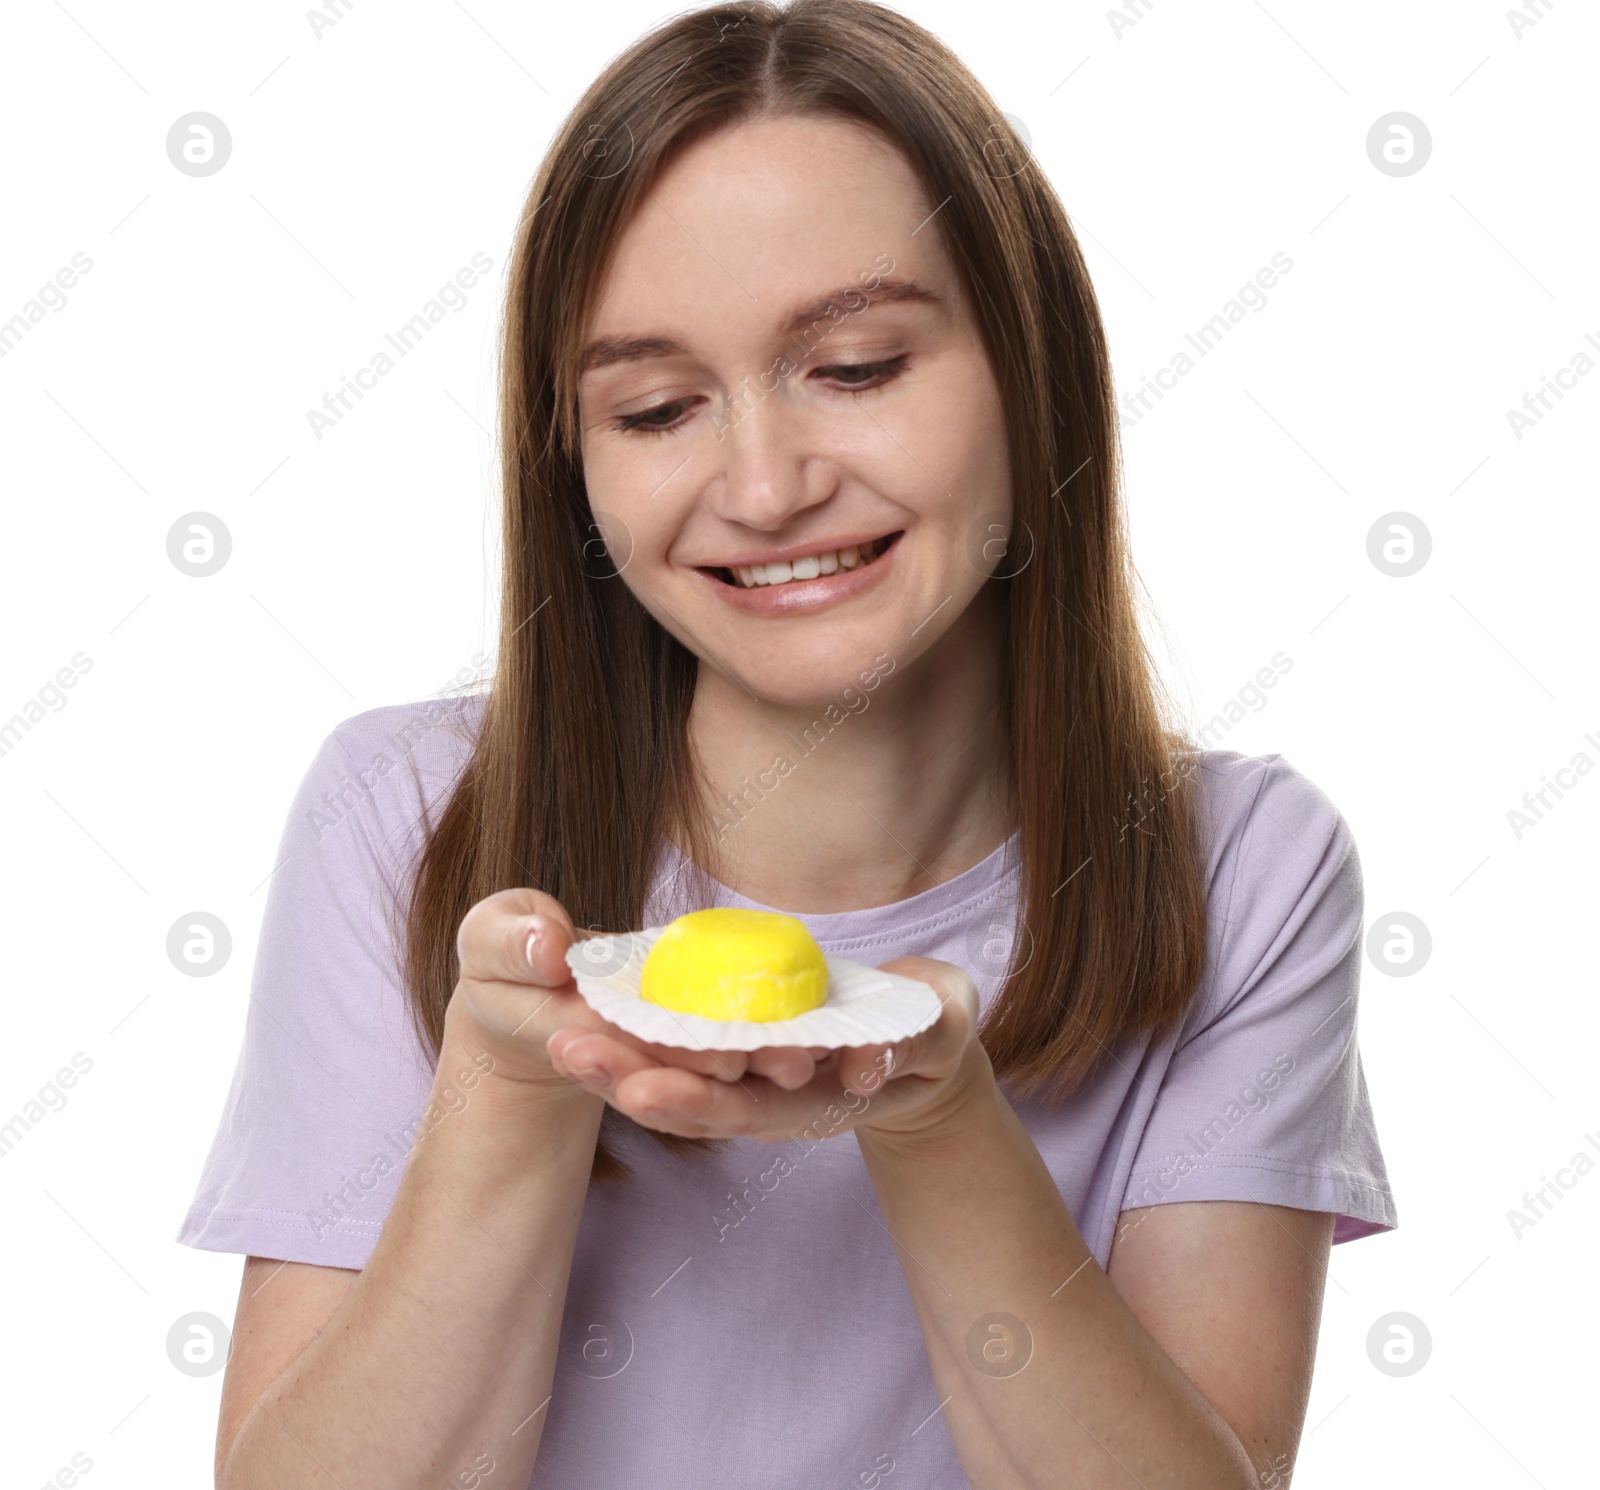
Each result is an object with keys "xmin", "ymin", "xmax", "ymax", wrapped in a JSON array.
[{"xmin": 179, "ymin": 694, "xmax": 1396, "ymax": 1489}]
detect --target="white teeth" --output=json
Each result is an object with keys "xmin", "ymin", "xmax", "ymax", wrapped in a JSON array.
[{"xmin": 729, "ymin": 539, "xmax": 889, "ymax": 588}]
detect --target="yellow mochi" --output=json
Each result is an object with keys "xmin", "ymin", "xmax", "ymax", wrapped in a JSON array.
[{"xmin": 639, "ymin": 908, "xmax": 829, "ymax": 1022}]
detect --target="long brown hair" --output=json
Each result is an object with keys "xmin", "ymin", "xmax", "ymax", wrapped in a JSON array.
[{"xmin": 401, "ymin": 0, "xmax": 1206, "ymax": 1182}]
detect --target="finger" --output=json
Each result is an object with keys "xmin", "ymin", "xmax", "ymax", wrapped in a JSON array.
[
  {"xmin": 546, "ymin": 1026, "xmax": 588, "ymax": 1067},
  {"xmin": 457, "ymin": 888, "xmax": 578, "ymax": 987},
  {"xmin": 830, "ymin": 959, "xmax": 977, "ymax": 1097},
  {"xmin": 837, "ymin": 1041, "xmax": 904, "ymax": 1099},
  {"xmin": 548, "ymin": 1030, "xmax": 648, "ymax": 1088},
  {"xmin": 615, "ymin": 1056, "xmax": 895, "ymax": 1139},
  {"xmin": 649, "ymin": 1044, "xmax": 751, "ymax": 1082},
  {"xmin": 876, "ymin": 956, "xmax": 978, "ymax": 1061},
  {"xmin": 612, "ymin": 1061, "xmax": 763, "ymax": 1133},
  {"xmin": 747, "ymin": 1046, "xmax": 818, "ymax": 1090},
  {"xmin": 878, "ymin": 954, "xmax": 977, "ymax": 1010},
  {"xmin": 554, "ymin": 1036, "xmax": 754, "ymax": 1126},
  {"xmin": 556, "ymin": 1030, "xmax": 749, "ymax": 1083}
]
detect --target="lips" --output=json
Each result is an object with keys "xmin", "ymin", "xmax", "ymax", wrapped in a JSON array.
[
  {"xmin": 696, "ymin": 531, "xmax": 902, "ymax": 615},
  {"xmin": 703, "ymin": 532, "xmax": 901, "ymax": 589}
]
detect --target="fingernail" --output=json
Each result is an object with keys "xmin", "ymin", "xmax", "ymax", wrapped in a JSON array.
[
  {"xmin": 524, "ymin": 915, "xmax": 550, "ymax": 968},
  {"xmin": 571, "ymin": 1063, "xmax": 612, "ymax": 1089}
]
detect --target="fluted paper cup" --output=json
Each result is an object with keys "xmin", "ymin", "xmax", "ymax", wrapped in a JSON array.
[{"xmin": 563, "ymin": 926, "xmax": 943, "ymax": 1051}]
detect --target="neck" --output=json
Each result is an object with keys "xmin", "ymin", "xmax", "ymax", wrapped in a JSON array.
[{"xmin": 683, "ymin": 589, "xmax": 1013, "ymax": 913}]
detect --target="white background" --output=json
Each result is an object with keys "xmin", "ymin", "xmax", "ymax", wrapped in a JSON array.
[{"xmin": 1, "ymin": 1, "xmax": 1595, "ymax": 1485}]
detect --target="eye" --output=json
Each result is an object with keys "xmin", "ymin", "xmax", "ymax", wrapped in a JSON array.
[
  {"xmin": 816, "ymin": 355, "xmax": 908, "ymax": 390},
  {"xmin": 611, "ymin": 355, "xmax": 909, "ymax": 437},
  {"xmin": 615, "ymin": 397, "xmax": 699, "ymax": 436}
]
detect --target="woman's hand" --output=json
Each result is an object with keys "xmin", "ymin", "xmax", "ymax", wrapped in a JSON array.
[
  {"xmin": 544, "ymin": 955, "xmax": 991, "ymax": 1142},
  {"xmin": 445, "ymin": 888, "xmax": 845, "ymax": 1098}
]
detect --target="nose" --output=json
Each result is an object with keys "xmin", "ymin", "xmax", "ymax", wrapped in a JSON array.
[{"xmin": 704, "ymin": 385, "xmax": 836, "ymax": 532}]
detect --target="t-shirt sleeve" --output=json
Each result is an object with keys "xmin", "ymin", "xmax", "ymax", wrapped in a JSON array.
[
  {"xmin": 1120, "ymin": 754, "xmax": 1398, "ymax": 1244},
  {"xmin": 176, "ymin": 708, "xmax": 460, "ymax": 1269}
]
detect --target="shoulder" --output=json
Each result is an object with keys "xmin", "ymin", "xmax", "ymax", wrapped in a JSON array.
[
  {"xmin": 245, "ymin": 692, "xmax": 489, "ymax": 1042},
  {"xmin": 281, "ymin": 692, "xmax": 488, "ymax": 896},
  {"xmin": 1192, "ymin": 749, "xmax": 1359, "ymax": 903},
  {"xmin": 1184, "ymin": 750, "xmax": 1364, "ymax": 1035},
  {"xmin": 323, "ymin": 691, "xmax": 487, "ymax": 782},
  {"xmin": 315, "ymin": 693, "xmax": 487, "ymax": 824}
]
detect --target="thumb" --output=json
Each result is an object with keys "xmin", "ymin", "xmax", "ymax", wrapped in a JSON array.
[{"xmin": 837, "ymin": 956, "xmax": 977, "ymax": 1094}]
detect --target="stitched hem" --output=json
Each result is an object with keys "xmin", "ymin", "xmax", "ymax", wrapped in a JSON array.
[
  {"xmin": 1128, "ymin": 1150, "xmax": 1379, "ymax": 1177},
  {"xmin": 812, "ymin": 881, "xmax": 1015, "ymax": 954},
  {"xmin": 176, "ymin": 1205, "xmax": 381, "ymax": 1270},
  {"xmin": 1119, "ymin": 1157, "xmax": 1398, "ymax": 1243}
]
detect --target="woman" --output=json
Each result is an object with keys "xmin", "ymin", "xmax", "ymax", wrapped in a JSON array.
[{"xmin": 181, "ymin": 2, "xmax": 1396, "ymax": 1486}]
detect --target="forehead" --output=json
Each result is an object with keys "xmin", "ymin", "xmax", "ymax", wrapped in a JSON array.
[{"xmin": 585, "ymin": 114, "xmax": 945, "ymax": 332}]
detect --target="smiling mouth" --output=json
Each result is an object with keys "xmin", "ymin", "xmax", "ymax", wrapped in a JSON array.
[{"xmin": 706, "ymin": 532, "xmax": 903, "ymax": 589}]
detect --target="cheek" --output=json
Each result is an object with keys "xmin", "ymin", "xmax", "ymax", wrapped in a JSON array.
[
  {"xmin": 909, "ymin": 361, "xmax": 1010, "ymax": 517},
  {"xmin": 578, "ymin": 439, "xmax": 687, "ymax": 582},
  {"xmin": 957, "ymin": 377, "xmax": 1012, "ymax": 504},
  {"xmin": 909, "ymin": 375, "xmax": 1013, "ymax": 569}
]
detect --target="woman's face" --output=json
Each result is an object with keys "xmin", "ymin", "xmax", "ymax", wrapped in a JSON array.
[{"xmin": 577, "ymin": 113, "xmax": 1012, "ymax": 707}]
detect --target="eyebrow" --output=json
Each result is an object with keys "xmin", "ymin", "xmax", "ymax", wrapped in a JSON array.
[{"xmin": 577, "ymin": 276, "xmax": 942, "ymax": 375}]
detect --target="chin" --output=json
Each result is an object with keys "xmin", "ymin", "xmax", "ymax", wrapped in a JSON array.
[{"xmin": 724, "ymin": 643, "xmax": 900, "ymax": 713}]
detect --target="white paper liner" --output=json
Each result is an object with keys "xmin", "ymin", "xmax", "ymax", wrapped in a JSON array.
[{"xmin": 563, "ymin": 925, "xmax": 943, "ymax": 1051}]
